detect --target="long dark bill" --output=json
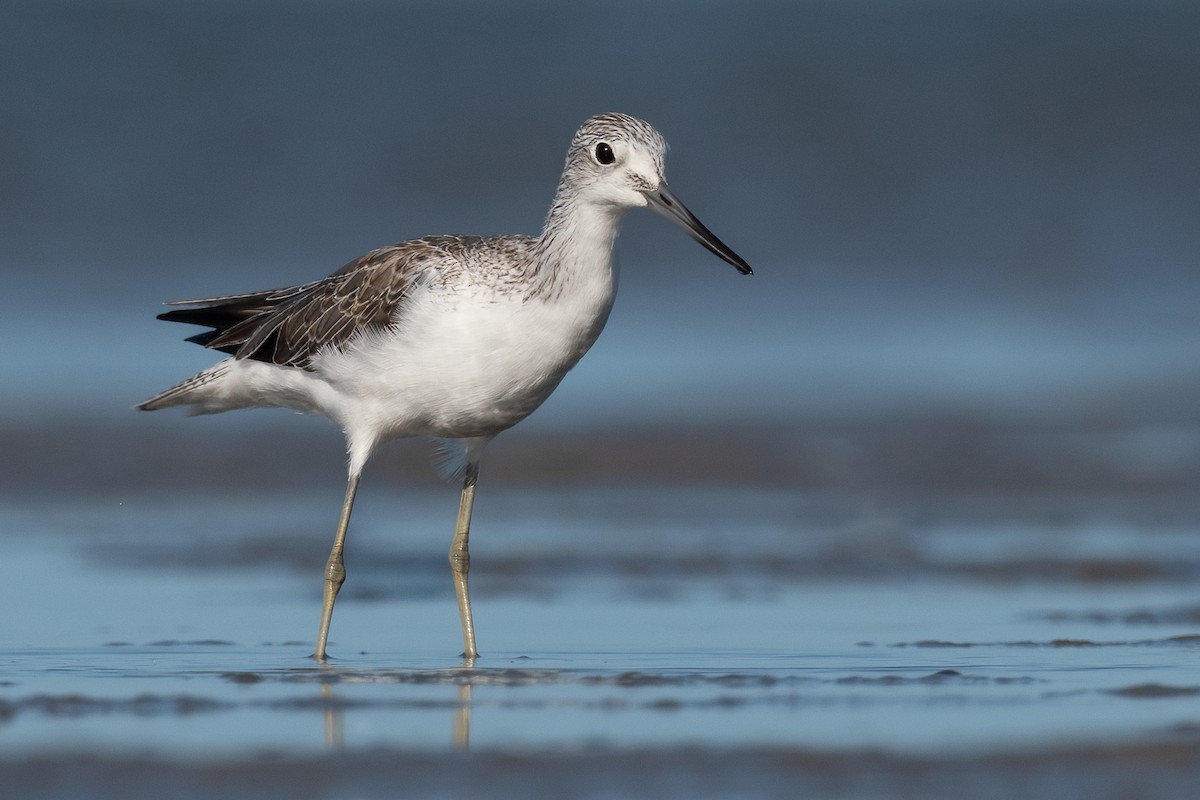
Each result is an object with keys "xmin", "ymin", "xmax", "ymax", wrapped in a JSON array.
[{"xmin": 645, "ymin": 186, "xmax": 752, "ymax": 275}]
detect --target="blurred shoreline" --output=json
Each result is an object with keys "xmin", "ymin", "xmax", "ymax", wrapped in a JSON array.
[{"xmin": 4, "ymin": 401, "xmax": 1198, "ymax": 502}]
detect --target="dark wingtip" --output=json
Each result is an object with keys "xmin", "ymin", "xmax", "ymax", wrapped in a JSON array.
[
  {"xmin": 184, "ymin": 331, "xmax": 220, "ymax": 347},
  {"xmin": 157, "ymin": 307, "xmax": 206, "ymax": 324}
]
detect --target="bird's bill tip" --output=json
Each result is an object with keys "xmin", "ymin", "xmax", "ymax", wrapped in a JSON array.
[{"xmin": 645, "ymin": 187, "xmax": 752, "ymax": 275}]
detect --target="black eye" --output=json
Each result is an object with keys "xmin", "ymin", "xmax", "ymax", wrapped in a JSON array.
[{"xmin": 594, "ymin": 142, "xmax": 615, "ymax": 165}]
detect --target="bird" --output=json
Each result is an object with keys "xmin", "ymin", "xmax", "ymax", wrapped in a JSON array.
[{"xmin": 138, "ymin": 113, "xmax": 751, "ymax": 663}]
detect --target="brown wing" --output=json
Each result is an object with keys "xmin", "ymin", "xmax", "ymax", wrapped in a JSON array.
[{"xmin": 157, "ymin": 239, "xmax": 454, "ymax": 369}]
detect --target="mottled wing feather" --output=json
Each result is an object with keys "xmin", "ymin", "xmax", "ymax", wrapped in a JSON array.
[
  {"xmin": 158, "ymin": 241, "xmax": 447, "ymax": 369},
  {"xmin": 263, "ymin": 243, "xmax": 443, "ymax": 366}
]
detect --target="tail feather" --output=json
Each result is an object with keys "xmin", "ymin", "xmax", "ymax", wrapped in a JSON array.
[{"xmin": 136, "ymin": 363, "xmax": 230, "ymax": 413}]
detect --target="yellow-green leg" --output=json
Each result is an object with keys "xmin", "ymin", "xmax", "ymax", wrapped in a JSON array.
[
  {"xmin": 313, "ymin": 471, "xmax": 361, "ymax": 662},
  {"xmin": 449, "ymin": 463, "xmax": 479, "ymax": 661}
]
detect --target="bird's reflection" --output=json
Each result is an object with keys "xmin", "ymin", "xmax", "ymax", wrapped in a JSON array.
[
  {"xmin": 314, "ymin": 656, "xmax": 476, "ymax": 752},
  {"xmin": 454, "ymin": 654, "xmax": 475, "ymax": 749},
  {"xmin": 453, "ymin": 680, "xmax": 472, "ymax": 749},
  {"xmin": 320, "ymin": 680, "xmax": 344, "ymax": 750}
]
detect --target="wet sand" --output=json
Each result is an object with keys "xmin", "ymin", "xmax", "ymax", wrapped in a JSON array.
[{"xmin": 9, "ymin": 739, "xmax": 1200, "ymax": 800}]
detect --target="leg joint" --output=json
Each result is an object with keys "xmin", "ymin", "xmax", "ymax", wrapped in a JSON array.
[
  {"xmin": 325, "ymin": 555, "xmax": 346, "ymax": 587},
  {"xmin": 449, "ymin": 547, "xmax": 470, "ymax": 574}
]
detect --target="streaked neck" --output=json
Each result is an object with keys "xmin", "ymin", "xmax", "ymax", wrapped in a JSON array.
[{"xmin": 531, "ymin": 188, "xmax": 624, "ymax": 298}]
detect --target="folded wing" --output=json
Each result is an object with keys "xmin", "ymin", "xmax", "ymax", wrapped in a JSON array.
[{"xmin": 158, "ymin": 241, "xmax": 448, "ymax": 370}]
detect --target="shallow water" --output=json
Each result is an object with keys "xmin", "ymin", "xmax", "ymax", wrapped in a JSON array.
[{"xmin": 3, "ymin": 483, "xmax": 1200, "ymax": 797}]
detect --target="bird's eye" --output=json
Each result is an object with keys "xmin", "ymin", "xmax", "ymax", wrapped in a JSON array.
[{"xmin": 594, "ymin": 142, "xmax": 615, "ymax": 165}]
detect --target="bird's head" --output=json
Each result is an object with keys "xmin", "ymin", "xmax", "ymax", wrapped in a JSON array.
[{"xmin": 560, "ymin": 113, "xmax": 752, "ymax": 275}]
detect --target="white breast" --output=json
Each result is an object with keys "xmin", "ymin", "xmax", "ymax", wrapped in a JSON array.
[{"xmin": 314, "ymin": 268, "xmax": 616, "ymax": 439}]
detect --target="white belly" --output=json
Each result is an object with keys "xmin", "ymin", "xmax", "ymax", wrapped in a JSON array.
[{"xmin": 313, "ymin": 284, "xmax": 615, "ymax": 439}]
